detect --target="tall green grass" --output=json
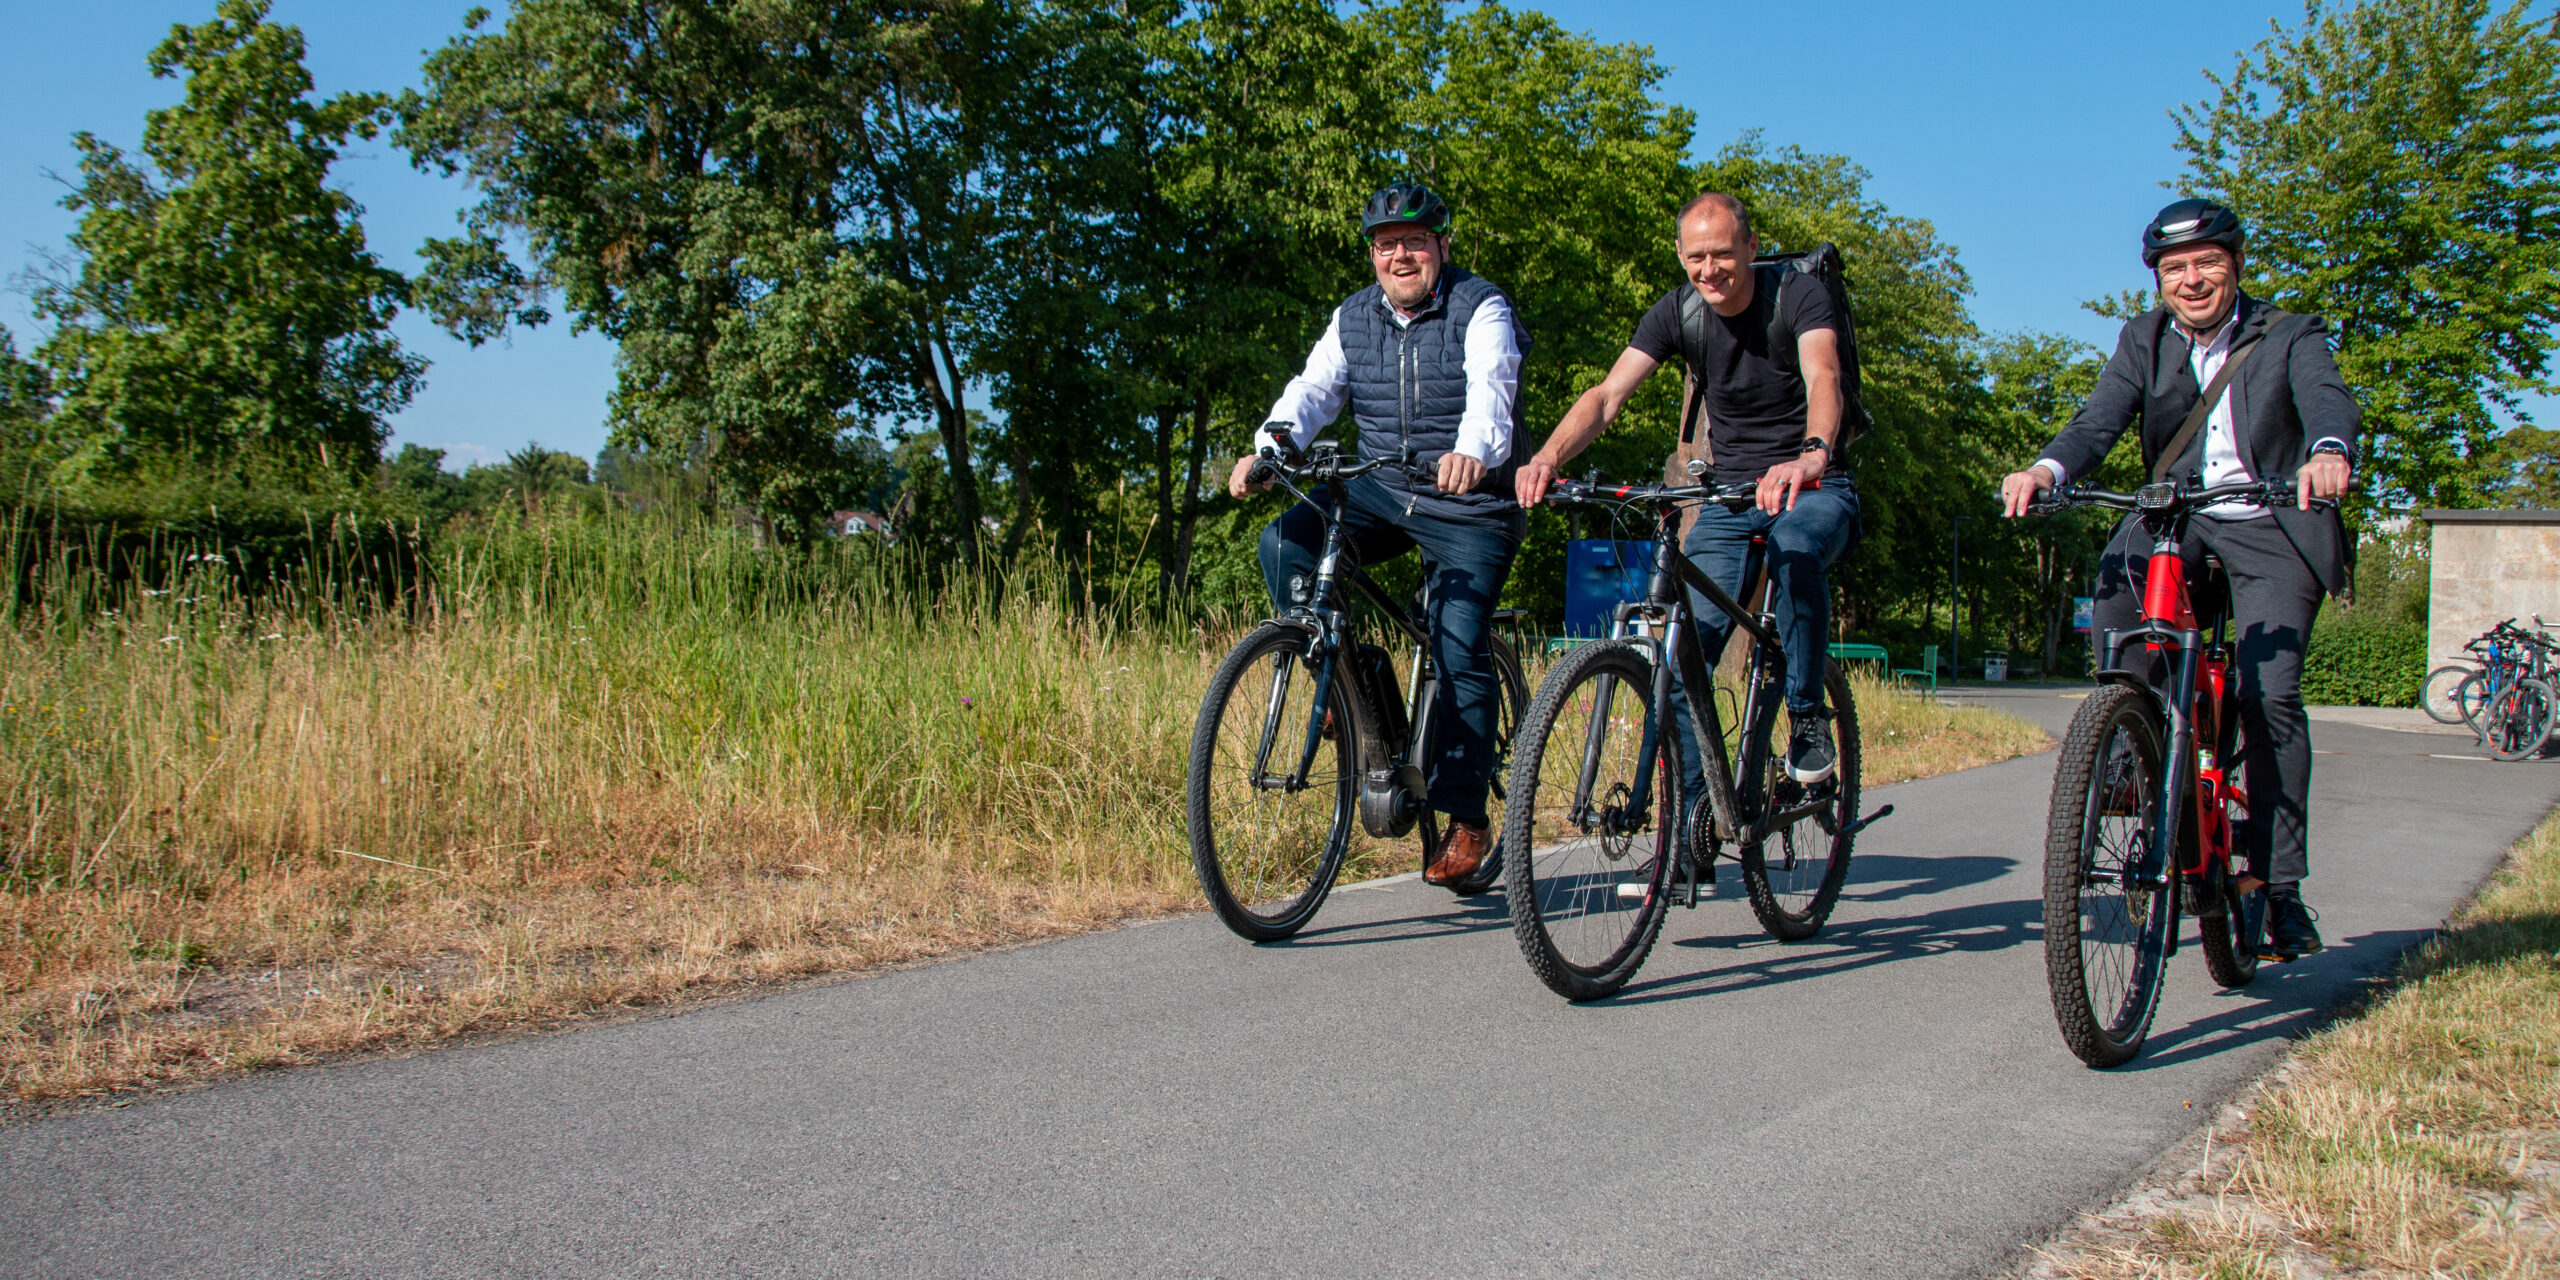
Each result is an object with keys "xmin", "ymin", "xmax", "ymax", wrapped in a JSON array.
[{"xmin": 1, "ymin": 501, "xmax": 1236, "ymax": 899}]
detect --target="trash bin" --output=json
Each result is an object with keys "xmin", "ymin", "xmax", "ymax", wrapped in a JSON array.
[{"xmin": 1982, "ymin": 651, "xmax": 2009, "ymax": 682}]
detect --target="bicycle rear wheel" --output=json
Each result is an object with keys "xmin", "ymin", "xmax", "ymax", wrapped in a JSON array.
[
  {"xmin": 1435, "ymin": 635, "xmax": 1529, "ymax": 896},
  {"xmin": 1186, "ymin": 624, "xmax": 1357, "ymax": 940},
  {"xmin": 2419, "ymin": 664, "xmax": 2478, "ymax": 724},
  {"xmin": 1502, "ymin": 640, "xmax": 1676, "ymax": 1000},
  {"xmin": 2485, "ymin": 678, "xmax": 2556, "ymax": 762},
  {"xmin": 2043, "ymin": 683, "xmax": 2176, "ymax": 1068},
  {"xmin": 2193, "ymin": 705, "xmax": 2260, "ymax": 990},
  {"xmin": 1740, "ymin": 660, "xmax": 1859, "ymax": 941}
]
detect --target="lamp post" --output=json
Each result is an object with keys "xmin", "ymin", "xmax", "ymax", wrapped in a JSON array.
[{"xmin": 1949, "ymin": 513, "xmax": 1971, "ymax": 679}]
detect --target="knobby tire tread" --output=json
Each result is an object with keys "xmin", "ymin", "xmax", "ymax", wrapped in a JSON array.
[
  {"xmin": 1503, "ymin": 641, "xmax": 1675, "ymax": 1001},
  {"xmin": 2043, "ymin": 684, "xmax": 2173, "ymax": 1068},
  {"xmin": 1740, "ymin": 660, "xmax": 1860, "ymax": 941}
]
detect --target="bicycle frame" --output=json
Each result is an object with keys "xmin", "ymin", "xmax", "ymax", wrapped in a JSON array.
[
  {"xmin": 2091, "ymin": 513, "xmax": 2242, "ymax": 913},
  {"xmin": 1252, "ymin": 480, "xmax": 1440, "ymax": 806},
  {"xmin": 1575, "ymin": 501, "xmax": 1826, "ymax": 850}
]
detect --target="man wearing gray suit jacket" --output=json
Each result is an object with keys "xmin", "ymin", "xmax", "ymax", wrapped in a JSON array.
[{"xmin": 1998, "ymin": 197, "xmax": 2359, "ymax": 962}]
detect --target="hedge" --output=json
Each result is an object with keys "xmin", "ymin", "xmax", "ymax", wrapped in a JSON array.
[{"xmin": 2300, "ymin": 614, "xmax": 2426, "ymax": 707}]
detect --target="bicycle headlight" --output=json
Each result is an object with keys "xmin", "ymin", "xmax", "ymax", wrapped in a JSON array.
[{"xmin": 2136, "ymin": 482, "xmax": 2178, "ymax": 511}]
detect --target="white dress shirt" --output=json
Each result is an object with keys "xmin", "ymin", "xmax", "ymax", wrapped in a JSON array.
[{"xmin": 1260, "ymin": 291, "xmax": 1521, "ymax": 466}]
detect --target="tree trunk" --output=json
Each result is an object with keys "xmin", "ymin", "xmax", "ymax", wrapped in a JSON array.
[
  {"xmin": 915, "ymin": 330, "xmax": 981, "ymax": 557},
  {"xmin": 1166, "ymin": 395, "xmax": 1214, "ymax": 601},
  {"xmin": 1152, "ymin": 401, "xmax": 1179, "ymax": 601}
]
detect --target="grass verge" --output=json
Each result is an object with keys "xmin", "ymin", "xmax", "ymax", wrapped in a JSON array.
[
  {"xmin": 2030, "ymin": 811, "xmax": 2560, "ymax": 1278},
  {"xmin": 1, "ymin": 512, "xmax": 2047, "ymax": 1106}
]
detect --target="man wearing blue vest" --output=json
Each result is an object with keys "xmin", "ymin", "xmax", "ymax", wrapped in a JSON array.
[{"xmin": 1227, "ymin": 183, "xmax": 1528, "ymax": 888}]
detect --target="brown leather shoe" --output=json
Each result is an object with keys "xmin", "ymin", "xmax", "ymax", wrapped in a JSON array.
[{"xmin": 1423, "ymin": 821, "xmax": 1490, "ymax": 886}]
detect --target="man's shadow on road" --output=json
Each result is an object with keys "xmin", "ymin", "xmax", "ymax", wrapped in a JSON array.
[
  {"xmin": 2109, "ymin": 925, "xmax": 2432, "ymax": 1070},
  {"xmin": 1610, "ymin": 892, "xmax": 2045, "ymax": 1005}
]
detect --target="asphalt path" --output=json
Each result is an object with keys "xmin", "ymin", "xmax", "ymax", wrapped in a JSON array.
[{"xmin": 7, "ymin": 702, "xmax": 2556, "ymax": 1279}]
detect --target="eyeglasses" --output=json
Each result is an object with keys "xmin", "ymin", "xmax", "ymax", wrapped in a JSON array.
[
  {"xmin": 2157, "ymin": 254, "xmax": 2234, "ymax": 283},
  {"xmin": 1369, "ymin": 233, "xmax": 1438, "ymax": 257}
]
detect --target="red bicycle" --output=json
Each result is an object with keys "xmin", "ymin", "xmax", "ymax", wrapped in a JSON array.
[{"xmin": 2025, "ymin": 477, "xmax": 2324, "ymax": 1067}]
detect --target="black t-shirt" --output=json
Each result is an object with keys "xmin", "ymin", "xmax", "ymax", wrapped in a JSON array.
[{"xmin": 1628, "ymin": 270, "xmax": 1838, "ymax": 484}]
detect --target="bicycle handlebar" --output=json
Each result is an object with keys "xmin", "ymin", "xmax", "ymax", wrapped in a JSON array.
[
  {"xmin": 1543, "ymin": 474, "xmax": 1811, "ymax": 512},
  {"xmin": 1249, "ymin": 439, "xmax": 1433, "ymax": 489},
  {"xmin": 2024, "ymin": 476, "xmax": 2330, "ymax": 516}
]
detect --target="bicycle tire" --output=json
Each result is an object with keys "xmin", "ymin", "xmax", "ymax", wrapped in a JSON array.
[
  {"xmin": 2419, "ymin": 664, "xmax": 2478, "ymax": 725},
  {"xmin": 1439, "ymin": 635, "xmax": 1530, "ymax": 896},
  {"xmin": 2485, "ymin": 677, "xmax": 2557, "ymax": 762},
  {"xmin": 1186, "ymin": 623, "xmax": 1357, "ymax": 941},
  {"xmin": 2043, "ymin": 683, "xmax": 2176, "ymax": 1068},
  {"xmin": 1740, "ymin": 660, "xmax": 1859, "ymax": 941},
  {"xmin": 1502, "ymin": 640, "xmax": 1677, "ymax": 1000}
]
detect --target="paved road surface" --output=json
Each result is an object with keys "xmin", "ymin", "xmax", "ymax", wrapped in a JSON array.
[{"xmin": 6, "ymin": 711, "xmax": 2555, "ymax": 1279}]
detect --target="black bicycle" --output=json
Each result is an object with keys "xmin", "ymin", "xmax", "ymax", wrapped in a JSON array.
[
  {"xmin": 2420, "ymin": 618, "xmax": 2557, "ymax": 760},
  {"xmin": 1500, "ymin": 474, "xmax": 1892, "ymax": 1000},
  {"xmin": 1184, "ymin": 440, "xmax": 1528, "ymax": 941}
]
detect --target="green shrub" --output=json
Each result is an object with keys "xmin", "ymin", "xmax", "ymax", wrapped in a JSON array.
[{"xmin": 2301, "ymin": 613, "xmax": 2426, "ymax": 707}]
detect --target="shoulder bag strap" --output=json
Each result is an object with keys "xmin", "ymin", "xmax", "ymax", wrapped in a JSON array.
[{"xmin": 2149, "ymin": 334, "xmax": 2262, "ymax": 484}]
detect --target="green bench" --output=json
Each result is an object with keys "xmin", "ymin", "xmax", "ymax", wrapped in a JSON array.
[
  {"xmin": 1891, "ymin": 644, "xmax": 1940, "ymax": 695},
  {"xmin": 1827, "ymin": 642, "xmax": 1890, "ymax": 671}
]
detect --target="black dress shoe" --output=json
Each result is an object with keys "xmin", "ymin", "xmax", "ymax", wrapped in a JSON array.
[{"xmin": 2262, "ymin": 886, "xmax": 2324, "ymax": 961}]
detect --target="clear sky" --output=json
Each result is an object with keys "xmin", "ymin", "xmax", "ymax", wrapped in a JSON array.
[{"xmin": 0, "ymin": 0, "xmax": 2472, "ymax": 471}]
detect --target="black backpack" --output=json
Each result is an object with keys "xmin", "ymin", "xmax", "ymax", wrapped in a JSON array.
[{"xmin": 1675, "ymin": 241, "xmax": 1872, "ymax": 456}]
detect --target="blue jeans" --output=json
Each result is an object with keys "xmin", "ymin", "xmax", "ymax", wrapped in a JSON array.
[
  {"xmin": 1257, "ymin": 475, "xmax": 1524, "ymax": 827},
  {"xmin": 1666, "ymin": 478, "xmax": 1861, "ymax": 803}
]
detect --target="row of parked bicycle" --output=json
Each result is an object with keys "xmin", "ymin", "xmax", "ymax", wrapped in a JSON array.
[{"xmin": 2421, "ymin": 618, "xmax": 2560, "ymax": 760}]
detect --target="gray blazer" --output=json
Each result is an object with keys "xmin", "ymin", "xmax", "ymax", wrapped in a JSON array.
[{"xmin": 2039, "ymin": 294, "xmax": 2362, "ymax": 594}]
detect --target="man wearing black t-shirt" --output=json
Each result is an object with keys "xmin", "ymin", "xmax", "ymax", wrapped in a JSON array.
[{"xmin": 1517, "ymin": 192, "xmax": 1861, "ymax": 788}]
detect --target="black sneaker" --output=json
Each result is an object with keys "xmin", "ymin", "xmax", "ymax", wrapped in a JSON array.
[
  {"xmin": 1786, "ymin": 712, "xmax": 1837, "ymax": 785},
  {"xmin": 2262, "ymin": 886, "xmax": 2324, "ymax": 961}
]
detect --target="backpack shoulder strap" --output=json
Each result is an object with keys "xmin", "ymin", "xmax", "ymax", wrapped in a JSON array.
[
  {"xmin": 1761, "ymin": 262, "xmax": 1800, "ymax": 372},
  {"xmin": 1677, "ymin": 287, "xmax": 1709, "ymax": 446}
]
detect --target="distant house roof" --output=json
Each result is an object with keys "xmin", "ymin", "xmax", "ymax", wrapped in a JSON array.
[{"xmin": 830, "ymin": 510, "xmax": 892, "ymax": 537}]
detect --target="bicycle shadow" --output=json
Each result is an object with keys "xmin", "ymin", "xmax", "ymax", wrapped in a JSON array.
[
  {"xmin": 2107, "ymin": 925, "xmax": 2435, "ymax": 1071},
  {"xmin": 1266, "ymin": 892, "xmax": 1514, "ymax": 947},
  {"xmin": 1831, "ymin": 853, "xmax": 2016, "ymax": 904},
  {"xmin": 1604, "ymin": 895, "xmax": 2046, "ymax": 1006}
]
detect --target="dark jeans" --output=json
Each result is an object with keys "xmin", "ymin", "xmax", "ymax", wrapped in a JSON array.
[
  {"xmin": 1257, "ymin": 475, "xmax": 1525, "ymax": 827},
  {"xmin": 1667, "ymin": 479, "xmax": 1862, "ymax": 802},
  {"xmin": 2093, "ymin": 512, "xmax": 2322, "ymax": 886}
]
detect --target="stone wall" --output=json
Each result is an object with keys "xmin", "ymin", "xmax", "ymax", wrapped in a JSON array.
[{"xmin": 2423, "ymin": 511, "xmax": 2560, "ymax": 663}]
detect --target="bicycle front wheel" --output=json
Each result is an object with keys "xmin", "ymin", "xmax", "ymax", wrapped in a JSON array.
[
  {"xmin": 1186, "ymin": 624, "xmax": 1357, "ymax": 940},
  {"xmin": 2043, "ymin": 683, "xmax": 2175, "ymax": 1068},
  {"xmin": 1502, "ymin": 640, "xmax": 1676, "ymax": 1000},
  {"xmin": 2419, "ymin": 664, "xmax": 2478, "ymax": 724},
  {"xmin": 2485, "ymin": 678, "xmax": 2557, "ymax": 762},
  {"xmin": 1741, "ymin": 660, "xmax": 1860, "ymax": 941}
]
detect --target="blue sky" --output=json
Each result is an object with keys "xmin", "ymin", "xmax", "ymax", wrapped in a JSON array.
[{"xmin": 0, "ymin": 1, "xmax": 2429, "ymax": 470}]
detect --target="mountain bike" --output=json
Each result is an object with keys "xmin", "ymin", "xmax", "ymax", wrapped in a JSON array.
[
  {"xmin": 1184, "ymin": 440, "xmax": 1527, "ymax": 941},
  {"xmin": 1499, "ymin": 473, "xmax": 1893, "ymax": 1000},
  {"xmin": 2023, "ymin": 476, "xmax": 2327, "ymax": 1067}
]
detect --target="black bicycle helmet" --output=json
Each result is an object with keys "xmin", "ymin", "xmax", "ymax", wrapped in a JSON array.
[
  {"xmin": 2141, "ymin": 197, "xmax": 2245, "ymax": 266},
  {"xmin": 1359, "ymin": 183, "xmax": 1452, "ymax": 237}
]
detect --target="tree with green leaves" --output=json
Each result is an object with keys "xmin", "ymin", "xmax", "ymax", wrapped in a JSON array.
[
  {"xmin": 2172, "ymin": 0, "xmax": 2560, "ymax": 511},
  {"xmin": 401, "ymin": 0, "xmax": 1020, "ymax": 538},
  {"xmin": 32, "ymin": 0, "xmax": 421, "ymax": 482}
]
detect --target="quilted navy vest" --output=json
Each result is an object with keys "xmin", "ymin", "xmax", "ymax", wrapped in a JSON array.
[{"xmin": 1331, "ymin": 266, "xmax": 1525, "ymax": 517}]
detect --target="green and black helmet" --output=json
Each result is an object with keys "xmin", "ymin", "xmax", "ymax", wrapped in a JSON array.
[
  {"xmin": 1359, "ymin": 183, "xmax": 1451, "ymax": 236},
  {"xmin": 2141, "ymin": 197, "xmax": 2245, "ymax": 267}
]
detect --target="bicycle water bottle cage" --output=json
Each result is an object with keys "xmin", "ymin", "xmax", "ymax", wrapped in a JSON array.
[{"xmin": 2137, "ymin": 482, "xmax": 2178, "ymax": 511}]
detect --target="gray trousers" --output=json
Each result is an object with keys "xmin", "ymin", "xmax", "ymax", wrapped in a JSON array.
[{"xmin": 2092, "ymin": 513, "xmax": 2323, "ymax": 885}]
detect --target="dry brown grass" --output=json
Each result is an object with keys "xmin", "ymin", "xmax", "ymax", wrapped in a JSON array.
[
  {"xmin": 0, "ymin": 519, "xmax": 2047, "ymax": 1106},
  {"xmin": 2027, "ymin": 811, "xmax": 2560, "ymax": 1279}
]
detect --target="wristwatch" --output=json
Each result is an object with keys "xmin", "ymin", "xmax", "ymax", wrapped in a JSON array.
[
  {"xmin": 1799, "ymin": 437, "xmax": 1832, "ymax": 457},
  {"xmin": 2310, "ymin": 439, "xmax": 2348, "ymax": 458}
]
